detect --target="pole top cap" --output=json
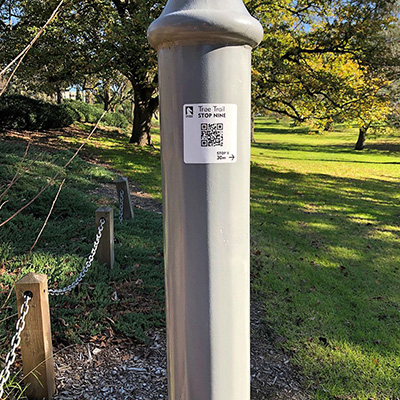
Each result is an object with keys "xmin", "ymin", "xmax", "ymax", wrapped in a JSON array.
[
  {"xmin": 17, "ymin": 272, "xmax": 47, "ymax": 285},
  {"xmin": 148, "ymin": 0, "xmax": 264, "ymax": 50}
]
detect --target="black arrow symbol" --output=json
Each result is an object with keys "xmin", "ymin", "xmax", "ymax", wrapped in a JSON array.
[{"xmin": 230, "ymin": 154, "xmax": 235, "ymax": 161}]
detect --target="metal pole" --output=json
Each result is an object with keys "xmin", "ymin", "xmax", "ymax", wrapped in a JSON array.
[{"xmin": 148, "ymin": 2, "xmax": 263, "ymax": 399}]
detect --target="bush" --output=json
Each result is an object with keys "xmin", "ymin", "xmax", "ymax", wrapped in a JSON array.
[
  {"xmin": 0, "ymin": 95, "xmax": 75, "ymax": 131},
  {"xmin": 0, "ymin": 96, "xmax": 130, "ymax": 132},
  {"xmin": 64, "ymin": 100, "xmax": 103, "ymax": 123},
  {"xmin": 120, "ymin": 101, "xmax": 133, "ymax": 123},
  {"xmin": 103, "ymin": 111, "xmax": 129, "ymax": 128},
  {"xmin": 65, "ymin": 100, "xmax": 130, "ymax": 128}
]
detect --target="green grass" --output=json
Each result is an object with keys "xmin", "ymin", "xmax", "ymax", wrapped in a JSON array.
[
  {"xmin": 0, "ymin": 139, "xmax": 165, "ymax": 350},
  {"xmin": 59, "ymin": 123, "xmax": 163, "ymax": 201},
  {"xmin": 253, "ymin": 121, "xmax": 399, "ymax": 181},
  {"xmin": 1, "ymin": 118, "xmax": 399, "ymax": 399},
  {"xmin": 251, "ymin": 119, "xmax": 400, "ymax": 399}
]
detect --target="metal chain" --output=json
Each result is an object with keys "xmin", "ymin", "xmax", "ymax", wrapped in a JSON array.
[
  {"xmin": 48, "ymin": 218, "xmax": 106, "ymax": 296},
  {"xmin": 0, "ymin": 293, "xmax": 32, "ymax": 399},
  {"xmin": 119, "ymin": 189, "xmax": 124, "ymax": 224}
]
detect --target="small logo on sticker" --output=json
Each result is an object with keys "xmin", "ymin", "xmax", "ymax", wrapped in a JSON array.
[{"xmin": 185, "ymin": 106, "xmax": 194, "ymax": 118}]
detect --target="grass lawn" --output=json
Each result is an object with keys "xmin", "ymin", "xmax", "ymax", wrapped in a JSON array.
[
  {"xmin": 251, "ymin": 119, "xmax": 400, "ymax": 399},
  {"xmin": 59, "ymin": 122, "xmax": 163, "ymax": 201},
  {"xmin": 0, "ymin": 118, "xmax": 399, "ymax": 399},
  {"xmin": 0, "ymin": 137, "xmax": 165, "ymax": 344}
]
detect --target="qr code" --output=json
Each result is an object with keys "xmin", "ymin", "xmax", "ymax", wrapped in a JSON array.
[{"xmin": 201, "ymin": 123, "xmax": 224, "ymax": 147}]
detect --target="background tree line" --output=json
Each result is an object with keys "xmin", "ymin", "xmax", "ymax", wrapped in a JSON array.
[{"xmin": 1, "ymin": 0, "xmax": 399, "ymax": 149}]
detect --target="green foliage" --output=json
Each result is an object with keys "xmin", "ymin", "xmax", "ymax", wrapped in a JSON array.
[
  {"xmin": 0, "ymin": 371, "xmax": 27, "ymax": 400},
  {"xmin": 248, "ymin": 0, "xmax": 399, "ymax": 137},
  {"xmin": 64, "ymin": 100, "xmax": 129, "ymax": 128},
  {"xmin": 0, "ymin": 95, "xmax": 75, "ymax": 130},
  {"xmin": 119, "ymin": 100, "xmax": 134, "ymax": 123},
  {"xmin": 103, "ymin": 111, "xmax": 129, "ymax": 129},
  {"xmin": 64, "ymin": 100, "xmax": 103, "ymax": 124}
]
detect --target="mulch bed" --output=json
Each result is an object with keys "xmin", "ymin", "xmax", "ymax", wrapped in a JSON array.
[{"xmin": 53, "ymin": 302, "xmax": 308, "ymax": 400}]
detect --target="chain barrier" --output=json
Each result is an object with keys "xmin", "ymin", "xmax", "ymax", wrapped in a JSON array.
[
  {"xmin": 119, "ymin": 189, "xmax": 124, "ymax": 224},
  {"xmin": 48, "ymin": 217, "xmax": 106, "ymax": 296},
  {"xmin": 0, "ymin": 218, "xmax": 106, "ymax": 396},
  {"xmin": 0, "ymin": 293, "xmax": 32, "ymax": 399}
]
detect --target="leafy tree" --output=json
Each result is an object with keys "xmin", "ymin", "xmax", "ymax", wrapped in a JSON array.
[
  {"xmin": 2, "ymin": 0, "xmax": 164, "ymax": 145},
  {"xmin": 1, "ymin": 1, "xmax": 92, "ymax": 100},
  {"xmin": 0, "ymin": 0, "xmax": 21, "ymax": 70},
  {"xmin": 248, "ymin": 0, "xmax": 399, "ymax": 149},
  {"xmin": 100, "ymin": 0, "xmax": 165, "ymax": 145},
  {"xmin": 3, "ymin": 0, "xmax": 399, "ymax": 149},
  {"xmin": 95, "ymin": 74, "xmax": 132, "ymax": 112}
]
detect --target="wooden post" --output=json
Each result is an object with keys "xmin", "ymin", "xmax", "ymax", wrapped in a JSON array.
[
  {"xmin": 95, "ymin": 206, "xmax": 114, "ymax": 268},
  {"xmin": 16, "ymin": 273, "xmax": 55, "ymax": 400},
  {"xmin": 116, "ymin": 176, "xmax": 134, "ymax": 220}
]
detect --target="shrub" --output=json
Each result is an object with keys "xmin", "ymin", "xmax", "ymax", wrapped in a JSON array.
[
  {"xmin": 0, "ymin": 96, "xmax": 130, "ymax": 132},
  {"xmin": 65, "ymin": 100, "xmax": 130, "ymax": 128},
  {"xmin": 120, "ymin": 101, "xmax": 133, "ymax": 123},
  {"xmin": 64, "ymin": 100, "xmax": 103, "ymax": 123},
  {"xmin": 0, "ymin": 95, "xmax": 75, "ymax": 131},
  {"xmin": 103, "ymin": 111, "xmax": 129, "ymax": 128}
]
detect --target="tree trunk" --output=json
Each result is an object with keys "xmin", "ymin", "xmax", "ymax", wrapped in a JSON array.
[
  {"xmin": 251, "ymin": 113, "xmax": 256, "ymax": 143},
  {"xmin": 102, "ymin": 89, "xmax": 111, "ymax": 111},
  {"xmin": 324, "ymin": 121, "xmax": 333, "ymax": 131},
  {"xmin": 56, "ymin": 87, "xmax": 63, "ymax": 104},
  {"xmin": 130, "ymin": 85, "xmax": 158, "ymax": 145},
  {"xmin": 355, "ymin": 124, "xmax": 369, "ymax": 150}
]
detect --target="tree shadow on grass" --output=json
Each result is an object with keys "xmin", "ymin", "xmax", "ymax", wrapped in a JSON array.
[
  {"xmin": 0, "ymin": 139, "xmax": 164, "ymax": 345},
  {"xmin": 255, "ymin": 124, "xmax": 312, "ymax": 136},
  {"xmin": 250, "ymin": 163, "xmax": 400, "ymax": 397},
  {"xmin": 365, "ymin": 141, "xmax": 400, "ymax": 153},
  {"xmin": 253, "ymin": 141, "xmax": 400, "ymax": 162},
  {"xmin": 64, "ymin": 125, "xmax": 163, "ymax": 202}
]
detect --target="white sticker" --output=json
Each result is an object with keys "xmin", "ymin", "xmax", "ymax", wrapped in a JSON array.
[{"xmin": 183, "ymin": 104, "xmax": 237, "ymax": 164}]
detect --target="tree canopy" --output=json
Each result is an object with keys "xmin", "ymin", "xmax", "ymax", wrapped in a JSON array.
[
  {"xmin": 1, "ymin": 0, "xmax": 165, "ymax": 144},
  {"xmin": 248, "ymin": 0, "xmax": 400, "ymax": 148},
  {"xmin": 1, "ymin": 0, "xmax": 399, "ymax": 148}
]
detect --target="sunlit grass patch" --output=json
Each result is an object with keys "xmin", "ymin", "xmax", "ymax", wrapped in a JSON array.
[
  {"xmin": 58, "ymin": 122, "xmax": 162, "ymax": 201},
  {"xmin": 251, "ymin": 118, "xmax": 400, "ymax": 399}
]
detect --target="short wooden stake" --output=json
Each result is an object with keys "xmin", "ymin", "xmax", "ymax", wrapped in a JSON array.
[
  {"xmin": 95, "ymin": 206, "xmax": 114, "ymax": 268},
  {"xmin": 16, "ymin": 273, "xmax": 55, "ymax": 400},
  {"xmin": 116, "ymin": 176, "xmax": 134, "ymax": 220}
]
